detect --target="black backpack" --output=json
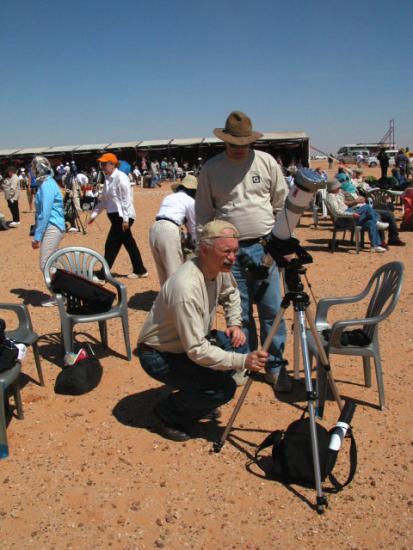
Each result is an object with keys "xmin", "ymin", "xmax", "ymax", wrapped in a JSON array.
[{"xmin": 256, "ymin": 415, "xmax": 357, "ymax": 492}]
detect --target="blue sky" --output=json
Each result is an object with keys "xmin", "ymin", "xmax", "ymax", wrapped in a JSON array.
[{"xmin": 1, "ymin": 0, "xmax": 412, "ymax": 153}]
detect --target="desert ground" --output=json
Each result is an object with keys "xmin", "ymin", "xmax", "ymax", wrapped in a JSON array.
[{"xmin": 0, "ymin": 160, "xmax": 411, "ymax": 549}]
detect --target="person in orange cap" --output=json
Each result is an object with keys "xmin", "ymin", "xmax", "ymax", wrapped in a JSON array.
[{"xmin": 89, "ymin": 153, "xmax": 148, "ymax": 280}]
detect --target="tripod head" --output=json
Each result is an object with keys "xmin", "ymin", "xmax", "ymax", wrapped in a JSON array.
[{"xmin": 265, "ymin": 234, "xmax": 313, "ymax": 293}]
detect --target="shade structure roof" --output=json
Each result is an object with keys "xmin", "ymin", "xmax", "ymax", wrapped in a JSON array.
[
  {"xmin": 138, "ymin": 139, "xmax": 173, "ymax": 148},
  {"xmin": 75, "ymin": 143, "xmax": 110, "ymax": 152},
  {"xmin": 105, "ymin": 141, "xmax": 142, "ymax": 150},
  {"xmin": 170, "ymin": 137, "xmax": 204, "ymax": 146},
  {"xmin": 0, "ymin": 148, "xmax": 21, "ymax": 156},
  {"xmin": 14, "ymin": 146, "xmax": 51, "ymax": 155},
  {"xmin": 45, "ymin": 145, "xmax": 79, "ymax": 153},
  {"xmin": 0, "ymin": 132, "xmax": 308, "ymax": 158}
]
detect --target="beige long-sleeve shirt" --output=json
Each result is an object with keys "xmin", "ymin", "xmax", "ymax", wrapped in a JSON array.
[
  {"xmin": 326, "ymin": 191, "xmax": 354, "ymax": 218},
  {"xmin": 2, "ymin": 174, "xmax": 20, "ymax": 201},
  {"xmin": 138, "ymin": 258, "xmax": 246, "ymax": 371},
  {"xmin": 196, "ymin": 149, "xmax": 288, "ymax": 240}
]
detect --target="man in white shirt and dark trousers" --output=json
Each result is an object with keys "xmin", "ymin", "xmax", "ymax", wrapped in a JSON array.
[
  {"xmin": 149, "ymin": 174, "xmax": 198, "ymax": 286},
  {"xmin": 196, "ymin": 111, "xmax": 291, "ymax": 392},
  {"xmin": 89, "ymin": 153, "xmax": 148, "ymax": 279},
  {"xmin": 137, "ymin": 220, "xmax": 268, "ymax": 441}
]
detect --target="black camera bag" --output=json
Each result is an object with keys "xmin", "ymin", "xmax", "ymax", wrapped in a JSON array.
[
  {"xmin": 54, "ymin": 357, "xmax": 102, "ymax": 395},
  {"xmin": 51, "ymin": 269, "xmax": 116, "ymax": 314},
  {"xmin": 0, "ymin": 319, "xmax": 19, "ymax": 373},
  {"xmin": 256, "ymin": 415, "xmax": 357, "ymax": 492}
]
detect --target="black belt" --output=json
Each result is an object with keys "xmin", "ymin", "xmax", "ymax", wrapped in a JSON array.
[
  {"xmin": 137, "ymin": 342, "xmax": 155, "ymax": 352},
  {"xmin": 239, "ymin": 234, "xmax": 270, "ymax": 247},
  {"xmin": 156, "ymin": 216, "xmax": 181, "ymax": 227}
]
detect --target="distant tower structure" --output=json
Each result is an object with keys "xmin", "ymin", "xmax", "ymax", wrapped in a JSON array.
[{"xmin": 379, "ymin": 119, "xmax": 396, "ymax": 149}]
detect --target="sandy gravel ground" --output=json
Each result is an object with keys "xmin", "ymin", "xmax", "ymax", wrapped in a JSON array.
[{"xmin": 0, "ymin": 161, "xmax": 411, "ymax": 549}]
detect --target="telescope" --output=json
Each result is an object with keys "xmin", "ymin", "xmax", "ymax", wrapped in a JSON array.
[{"xmin": 265, "ymin": 168, "xmax": 325, "ymax": 268}]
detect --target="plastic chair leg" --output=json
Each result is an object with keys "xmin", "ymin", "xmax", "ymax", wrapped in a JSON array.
[
  {"xmin": 363, "ymin": 356, "xmax": 372, "ymax": 387},
  {"xmin": 99, "ymin": 321, "xmax": 108, "ymax": 348},
  {"xmin": 121, "ymin": 314, "xmax": 132, "ymax": 361},
  {"xmin": 374, "ymin": 354, "xmax": 385, "ymax": 410},
  {"xmin": 62, "ymin": 320, "xmax": 74, "ymax": 355},
  {"xmin": 355, "ymin": 227, "xmax": 361, "ymax": 254},
  {"xmin": 13, "ymin": 383, "xmax": 24, "ymax": 420},
  {"xmin": 32, "ymin": 343, "xmax": 45, "ymax": 386}
]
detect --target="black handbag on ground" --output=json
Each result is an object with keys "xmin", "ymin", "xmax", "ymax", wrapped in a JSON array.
[
  {"xmin": 0, "ymin": 319, "xmax": 19, "ymax": 373},
  {"xmin": 51, "ymin": 269, "xmax": 116, "ymax": 314},
  {"xmin": 54, "ymin": 356, "xmax": 102, "ymax": 395},
  {"xmin": 256, "ymin": 414, "xmax": 357, "ymax": 492}
]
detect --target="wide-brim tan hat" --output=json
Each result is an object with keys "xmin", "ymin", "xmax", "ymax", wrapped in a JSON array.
[
  {"xmin": 171, "ymin": 174, "xmax": 198, "ymax": 192},
  {"xmin": 213, "ymin": 111, "xmax": 263, "ymax": 146}
]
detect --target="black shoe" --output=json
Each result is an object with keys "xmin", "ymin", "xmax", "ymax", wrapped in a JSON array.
[
  {"xmin": 153, "ymin": 409, "xmax": 191, "ymax": 442},
  {"xmin": 388, "ymin": 239, "xmax": 406, "ymax": 246},
  {"xmin": 201, "ymin": 408, "xmax": 221, "ymax": 421}
]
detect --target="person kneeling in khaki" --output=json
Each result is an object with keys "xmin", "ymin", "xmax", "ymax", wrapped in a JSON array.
[{"xmin": 137, "ymin": 220, "xmax": 268, "ymax": 441}]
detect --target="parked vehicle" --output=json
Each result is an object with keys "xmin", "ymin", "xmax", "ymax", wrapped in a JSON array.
[{"xmin": 337, "ymin": 149, "xmax": 369, "ymax": 164}]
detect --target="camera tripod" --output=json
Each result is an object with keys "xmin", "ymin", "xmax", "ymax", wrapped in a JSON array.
[
  {"xmin": 64, "ymin": 192, "xmax": 87, "ymax": 235},
  {"xmin": 213, "ymin": 256, "xmax": 344, "ymax": 514}
]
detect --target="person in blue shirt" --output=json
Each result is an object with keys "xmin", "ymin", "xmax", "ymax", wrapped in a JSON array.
[{"xmin": 31, "ymin": 156, "xmax": 66, "ymax": 307}]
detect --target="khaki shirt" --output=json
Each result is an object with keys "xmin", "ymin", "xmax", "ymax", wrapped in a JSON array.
[
  {"xmin": 196, "ymin": 149, "xmax": 288, "ymax": 240},
  {"xmin": 138, "ymin": 258, "xmax": 246, "ymax": 371}
]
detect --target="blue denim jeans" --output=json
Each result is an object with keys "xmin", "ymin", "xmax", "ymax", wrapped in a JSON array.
[
  {"xmin": 232, "ymin": 241, "xmax": 286, "ymax": 375},
  {"xmin": 339, "ymin": 204, "xmax": 381, "ymax": 247},
  {"xmin": 137, "ymin": 331, "xmax": 245, "ymax": 425}
]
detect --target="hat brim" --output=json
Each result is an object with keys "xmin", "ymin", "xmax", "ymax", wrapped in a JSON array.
[
  {"xmin": 213, "ymin": 128, "xmax": 263, "ymax": 145},
  {"xmin": 171, "ymin": 181, "xmax": 198, "ymax": 192}
]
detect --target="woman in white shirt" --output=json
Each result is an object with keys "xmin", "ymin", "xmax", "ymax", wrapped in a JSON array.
[
  {"xmin": 149, "ymin": 175, "xmax": 197, "ymax": 285},
  {"xmin": 89, "ymin": 153, "xmax": 147, "ymax": 279}
]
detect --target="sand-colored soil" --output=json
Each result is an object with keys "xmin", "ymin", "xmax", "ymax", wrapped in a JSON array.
[{"xmin": 0, "ymin": 161, "xmax": 411, "ymax": 549}]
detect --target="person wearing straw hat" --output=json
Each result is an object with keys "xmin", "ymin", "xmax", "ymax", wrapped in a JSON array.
[
  {"xmin": 89, "ymin": 152, "xmax": 148, "ymax": 280},
  {"xmin": 137, "ymin": 220, "xmax": 268, "ymax": 441},
  {"xmin": 149, "ymin": 174, "xmax": 198, "ymax": 286},
  {"xmin": 196, "ymin": 111, "xmax": 291, "ymax": 392}
]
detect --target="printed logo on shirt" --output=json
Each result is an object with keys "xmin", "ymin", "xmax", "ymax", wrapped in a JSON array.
[{"xmin": 252, "ymin": 175, "xmax": 261, "ymax": 184}]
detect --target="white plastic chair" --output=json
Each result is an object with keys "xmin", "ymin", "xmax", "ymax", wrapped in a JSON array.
[{"xmin": 43, "ymin": 247, "xmax": 131, "ymax": 360}]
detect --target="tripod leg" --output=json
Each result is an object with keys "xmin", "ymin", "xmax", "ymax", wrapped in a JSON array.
[
  {"xmin": 305, "ymin": 308, "xmax": 344, "ymax": 413},
  {"xmin": 213, "ymin": 306, "xmax": 287, "ymax": 453},
  {"xmin": 297, "ymin": 310, "xmax": 327, "ymax": 513},
  {"xmin": 293, "ymin": 310, "xmax": 300, "ymax": 380},
  {"xmin": 213, "ymin": 377, "xmax": 253, "ymax": 452}
]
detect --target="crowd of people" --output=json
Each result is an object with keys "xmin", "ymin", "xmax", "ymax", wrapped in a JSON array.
[{"xmin": 0, "ymin": 111, "xmax": 411, "ymax": 441}]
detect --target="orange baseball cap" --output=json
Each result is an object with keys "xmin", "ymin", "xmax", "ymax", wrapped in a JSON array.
[{"xmin": 97, "ymin": 152, "xmax": 119, "ymax": 164}]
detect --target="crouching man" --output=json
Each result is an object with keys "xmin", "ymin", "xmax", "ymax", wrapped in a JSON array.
[{"xmin": 137, "ymin": 220, "xmax": 268, "ymax": 441}]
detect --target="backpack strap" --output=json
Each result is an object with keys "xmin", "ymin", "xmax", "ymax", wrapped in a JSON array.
[
  {"xmin": 325, "ymin": 428, "xmax": 357, "ymax": 493},
  {"xmin": 255, "ymin": 430, "xmax": 282, "ymax": 459}
]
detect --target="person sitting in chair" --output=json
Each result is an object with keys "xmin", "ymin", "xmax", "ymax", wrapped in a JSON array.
[{"xmin": 326, "ymin": 179, "xmax": 388, "ymax": 253}]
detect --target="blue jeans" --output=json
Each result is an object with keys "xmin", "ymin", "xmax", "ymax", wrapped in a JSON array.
[
  {"xmin": 338, "ymin": 204, "xmax": 381, "ymax": 247},
  {"xmin": 232, "ymin": 241, "xmax": 286, "ymax": 374},
  {"xmin": 137, "ymin": 331, "xmax": 245, "ymax": 425}
]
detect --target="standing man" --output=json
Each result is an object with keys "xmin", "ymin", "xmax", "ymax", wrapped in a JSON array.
[
  {"xmin": 196, "ymin": 111, "xmax": 291, "ymax": 391},
  {"xmin": 137, "ymin": 220, "xmax": 268, "ymax": 441},
  {"xmin": 89, "ymin": 153, "xmax": 148, "ymax": 280},
  {"xmin": 2, "ymin": 166, "xmax": 21, "ymax": 227},
  {"xmin": 149, "ymin": 174, "xmax": 198, "ymax": 286},
  {"xmin": 377, "ymin": 148, "xmax": 389, "ymax": 179}
]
